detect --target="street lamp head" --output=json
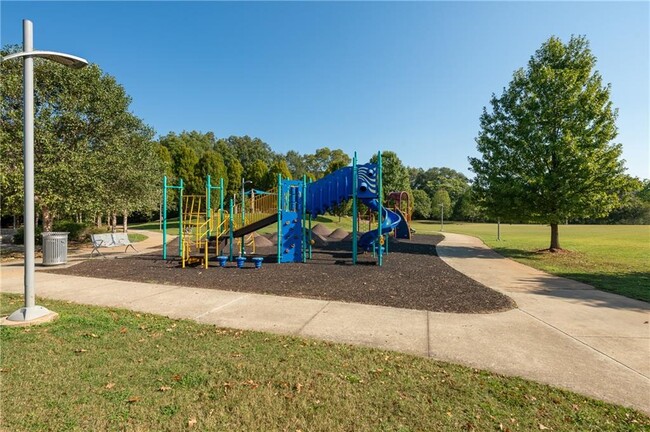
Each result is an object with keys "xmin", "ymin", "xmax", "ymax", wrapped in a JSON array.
[
  {"xmin": 33, "ymin": 51, "xmax": 88, "ymax": 69},
  {"xmin": 1, "ymin": 50, "xmax": 88, "ymax": 69}
]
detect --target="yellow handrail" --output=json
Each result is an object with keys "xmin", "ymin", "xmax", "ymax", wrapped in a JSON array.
[{"xmin": 232, "ymin": 188, "xmax": 277, "ymax": 230}]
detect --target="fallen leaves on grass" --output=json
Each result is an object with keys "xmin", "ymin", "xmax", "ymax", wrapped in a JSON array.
[
  {"xmin": 539, "ymin": 424, "xmax": 550, "ymax": 430},
  {"xmin": 158, "ymin": 386, "xmax": 172, "ymax": 392},
  {"xmin": 74, "ymin": 348, "xmax": 87, "ymax": 354},
  {"xmin": 242, "ymin": 380, "xmax": 259, "ymax": 389},
  {"xmin": 126, "ymin": 396, "xmax": 140, "ymax": 403},
  {"xmin": 188, "ymin": 418, "xmax": 197, "ymax": 428},
  {"xmin": 105, "ymin": 382, "xmax": 115, "ymax": 389}
]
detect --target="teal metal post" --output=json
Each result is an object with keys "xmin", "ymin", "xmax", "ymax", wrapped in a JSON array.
[
  {"xmin": 162, "ymin": 176, "xmax": 168, "ymax": 259},
  {"xmin": 352, "ymin": 152, "xmax": 358, "ymax": 264},
  {"xmin": 277, "ymin": 174, "xmax": 282, "ymax": 263},
  {"xmin": 206, "ymin": 175, "xmax": 211, "ymax": 237},
  {"xmin": 240, "ymin": 180, "xmax": 245, "ymax": 257},
  {"xmin": 302, "ymin": 175, "xmax": 307, "ymax": 263},
  {"xmin": 229, "ymin": 198, "xmax": 234, "ymax": 261},
  {"xmin": 179, "ymin": 178, "xmax": 184, "ymax": 258},
  {"xmin": 308, "ymin": 214, "xmax": 312, "ymax": 259},
  {"xmin": 377, "ymin": 152, "xmax": 383, "ymax": 267}
]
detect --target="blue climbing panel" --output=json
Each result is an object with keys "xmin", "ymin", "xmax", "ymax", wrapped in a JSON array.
[{"xmin": 280, "ymin": 180, "xmax": 304, "ymax": 263}]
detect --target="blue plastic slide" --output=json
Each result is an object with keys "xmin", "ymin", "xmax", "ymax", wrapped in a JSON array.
[
  {"xmin": 302, "ymin": 162, "xmax": 401, "ymax": 252},
  {"xmin": 357, "ymin": 198, "xmax": 402, "ymax": 251}
]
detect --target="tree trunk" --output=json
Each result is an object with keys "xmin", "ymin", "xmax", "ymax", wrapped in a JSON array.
[
  {"xmin": 42, "ymin": 206, "xmax": 54, "ymax": 232},
  {"xmin": 122, "ymin": 210, "xmax": 128, "ymax": 233},
  {"xmin": 111, "ymin": 212, "xmax": 117, "ymax": 232},
  {"xmin": 550, "ymin": 223, "xmax": 561, "ymax": 251},
  {"xmin": 96, "ymin": 213, "xmax": 102, "ymax": 228}
]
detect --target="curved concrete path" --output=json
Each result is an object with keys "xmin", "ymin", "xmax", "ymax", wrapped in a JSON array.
[{"xmin": 1, "ymin": 232, "xmax": 648, "ymax": 413}]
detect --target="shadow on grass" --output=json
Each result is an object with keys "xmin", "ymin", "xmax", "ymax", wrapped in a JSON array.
[
  {"xmin": 508, "ymin": 273, "xmax": 649, "ymax": 310},
  {"xmin": 547, "ymin": 271, "xmax": 650, "ymax": 304}
]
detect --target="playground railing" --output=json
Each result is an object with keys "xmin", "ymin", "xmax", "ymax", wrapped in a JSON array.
[{"xmin": 233, "ymin": 187, "xmax": 278, "ymax": 230}]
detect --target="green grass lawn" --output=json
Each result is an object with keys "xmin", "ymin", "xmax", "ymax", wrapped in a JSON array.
[
  {"xmin": 1, "ymin": 293, "xmax": 647, "ymax": 431},
  {"xmin": 412, "ymin": 222, "xmax": 650, "ymax": 302},
  {"xmin": 127, "ymin": 233, "xmax": 148, "ymax": 243},
  {"xmin": 131, "ymin": 219, "xmax": 179, "ymax": 236}
]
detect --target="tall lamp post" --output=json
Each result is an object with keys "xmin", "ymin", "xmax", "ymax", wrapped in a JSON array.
[{"xmin": 1, "ymin": 19, "xmax": 88, "ymax": 324}]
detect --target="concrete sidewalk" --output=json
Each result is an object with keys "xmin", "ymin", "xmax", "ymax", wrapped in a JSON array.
[{"xmin": 1, "ymin": 232, "xmax": 648, "ymax": 414}]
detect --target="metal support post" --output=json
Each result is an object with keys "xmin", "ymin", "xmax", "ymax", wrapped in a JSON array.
[
  {"xmin": 302, "ymin": 175, "xmax": 307, "ymax": 263},
  {"xmin": 352, "ymin": 152, "xmax": 358, "ymax": 264},
  {"xmin": 277, "ymin": 174, "xmax": 282, "ymax": 263},
  {"xmin": 178, "ymin": 179, "xmax": 184, "ymax": 258},
  {"xmin": 229, "ymin": 198, "xmax": 234, "ymax": 261},
  {"xmin": 377, "ymin": 151, "xmax": 383, "ymax": 267},
  {"xmin": 163, "ymin": 176, "xmax": 168, "ymax": 259}
]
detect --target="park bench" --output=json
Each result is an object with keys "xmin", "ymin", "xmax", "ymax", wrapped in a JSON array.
[{"xmin": 90, "ymin": 233, "xmax": 138, "ymax": 258}]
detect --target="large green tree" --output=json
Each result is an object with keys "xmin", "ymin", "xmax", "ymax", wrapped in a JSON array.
[
  {"xmin": 196, "ymin": 150, "xmax": 228, "ymax": 189},
  {"xmin": 168, "ymin": 143, "xmax": 201, "ymax": 195},
  {"xmin": 469, "ymin": 36, "xmax": 631, "ymax": 250},
  {"xmin": 284, "ymin": 150, "xmax": 308, "ymax": 179},
  {"xmin": 430, "ymin": 189, "xmax": 451, "ymax": 220},
  {"xmin": 247, "ymin": 159, "xmax": 269, "ymax": 190},
  {"xmin": 103, "ymin": 122, "xmax": 161, "ymax": 231},
  {"xmin": 411, "ymin": 189, "xmax": 431, "ymax": 219},
  {"xmin": 370, "ymin": 151, "xmax": 410, "ymax": 199},
  {"xmin": 453, "ymin": 189, "xmax": 482, "ymax": 222},
  {"xmin": 410, "ymin": 167, "xmax": 470, "ymax": 211},
  {"xmin": 264, "ymin": 159, "xmax": 292, "ymax": 189},
  {"xmin": 304, "ymin": 148, "xmax": 351, "ymax": 179},
  {"xmin": 223, "ymin": 135, "xmax": 275, "ymax": 179},
  {"xmin": 1, "ymin": 45, "xmax": 161, "ymax": 230}
]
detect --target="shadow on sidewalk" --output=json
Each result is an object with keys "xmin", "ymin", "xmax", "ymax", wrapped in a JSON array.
[{"xmin": 516, "ymin": 273, "xmax": 649, "ymax": 311}]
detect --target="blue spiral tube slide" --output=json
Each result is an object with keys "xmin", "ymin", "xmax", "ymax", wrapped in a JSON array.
[{"xmin": 357, "ymin": 198, "xmax": 401, "ymax": 251}]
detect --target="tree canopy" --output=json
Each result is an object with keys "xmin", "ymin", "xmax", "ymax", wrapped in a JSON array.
[
  {"xmin": 370, "ymin": 151, "xmax": 410, "ymax": 198},
  {"xmin": 411, "ymin": 189, "xmax": 431, "ymax": 219},
  {"xmin": 0, "ymin": 45, "xmax": 162, "ymax": 230},
  {"xmin": 469, "ymin": 36, "xmax": 631, "ymax": 249}
]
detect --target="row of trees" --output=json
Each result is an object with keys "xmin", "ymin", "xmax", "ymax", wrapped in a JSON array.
[{"xmin": 156, "ymin": 132, "xmax": 354, "ymax": 199}]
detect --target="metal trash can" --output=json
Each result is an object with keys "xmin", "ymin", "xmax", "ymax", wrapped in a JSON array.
[{"xmin": 42, "ymin": 232, "xmax": 69, "ymax": 265}]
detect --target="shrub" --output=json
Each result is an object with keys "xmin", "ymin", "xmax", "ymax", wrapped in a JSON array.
[
  {"xmin": 13, "ymin": 221, "xmax": 94, "ymax": 244},
  {"xmin": 13, "ymin": 226, "xmax": 43, "ymax": 245},
  {"xmin": 52, "ymin": 221, "xmax": 90, "ymax": 242}
]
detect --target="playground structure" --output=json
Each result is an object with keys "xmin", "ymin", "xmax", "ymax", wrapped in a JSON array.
[
  {"xmin": 387, "ymin": 191, "xmax": 413, "ymax": 240},
  {"xmin": 161, "ymin": 152, "xmax": 412, "ymax": 268}
]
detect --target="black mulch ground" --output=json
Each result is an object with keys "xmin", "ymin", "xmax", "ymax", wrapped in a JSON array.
[{"xmin": 46, "ymin": 234, "xmax": 515, "ymax": 314}]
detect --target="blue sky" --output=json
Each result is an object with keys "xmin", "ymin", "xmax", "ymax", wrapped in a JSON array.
[{"xmin": 2, "ymin": 1, "xmax": 648, "ymax": 179}]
